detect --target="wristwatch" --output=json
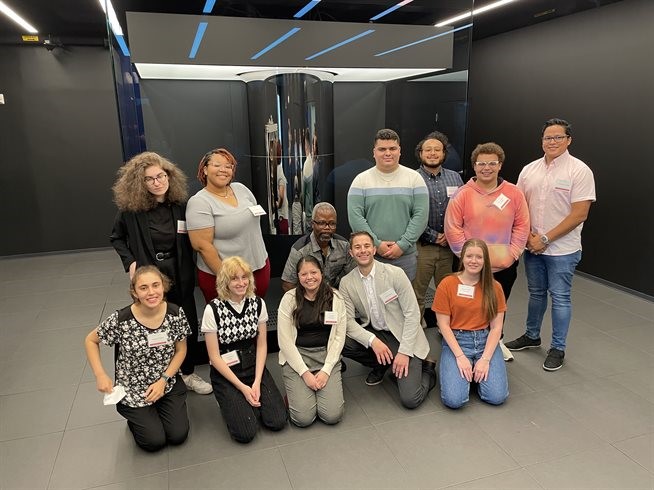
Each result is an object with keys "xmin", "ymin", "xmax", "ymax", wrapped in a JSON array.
[
  {"xmin": 160, "ymin": 373, "xmax": 171, "ymax": 382},
  {"xmin": 540, "ymin": 234, "xmax": 550, "ymax": 245}
]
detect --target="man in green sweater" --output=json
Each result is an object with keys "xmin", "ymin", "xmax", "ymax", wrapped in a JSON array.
[{"xmin": 347, "ymin": 129, "xmax": 429, "ymax": 281}]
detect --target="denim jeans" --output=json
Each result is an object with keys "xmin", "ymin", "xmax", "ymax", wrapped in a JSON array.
[
  {"xmin": 376, "ymin": 251, "xmax": 417, "ymax": 281},
  {"xmin": 439, "ymin": 329, "xmax": 508, "ymax": 409},
  {"xmin": 524, "ymin": 250, "xmax": 581, "ymax": 351}
]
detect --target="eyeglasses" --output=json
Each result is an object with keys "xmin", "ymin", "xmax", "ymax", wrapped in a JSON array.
[
  {"xmin": 474, "ymin": 161, "xmax": 500, "ymax": 168},
  {"xmin": 542, "ymin": 135, "xmax": 569, "ymax": 143},
  {"xmin": 207, "ymin": 163, "xmax": 234, "ymax": 171},
  {"xmin": 313, "ymin": 220, "xmax": 337, "ymax": 228},
  {"xmin": 144, "ymin": 173, "xmax": 168, "ymax": 185}
]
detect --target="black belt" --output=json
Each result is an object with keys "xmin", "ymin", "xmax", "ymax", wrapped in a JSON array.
[{"xmin": 155, "ymin": 251, "xmax": 174, "ymax": 261}]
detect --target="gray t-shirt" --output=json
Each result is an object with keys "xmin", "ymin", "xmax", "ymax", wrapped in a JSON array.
[{"xmin": 186, "ymin": 183, "xmax": 268, "ymax": 273}]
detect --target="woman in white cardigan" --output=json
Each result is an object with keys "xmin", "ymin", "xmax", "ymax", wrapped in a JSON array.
[{"xmin": 277, "ymin": 256, "xmax": 347, "ymax": 427}]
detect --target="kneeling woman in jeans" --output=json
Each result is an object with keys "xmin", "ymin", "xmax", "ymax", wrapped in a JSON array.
[
  {"xmin": 201, "ymin": 256, "xmax": 287, "ymax": 443},
  {"xmin": 277, "ymin": 256, "xmax": 346, "ymax": 426},
  {"xmin": 84, "ymin": 266, "xmax": 190, "ymax": 451},
  {"xmin": 432, "ymin": 238, "xmax": 509, "ymax": 409}
]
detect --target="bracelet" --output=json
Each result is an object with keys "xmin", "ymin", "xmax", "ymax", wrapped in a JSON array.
[
  {"xmin": 480, "ymin": 356, "xmax": 490, "ymax": 362},
  {"xmin": 455, "ymin": 353, "xmax": 465, "ymax": 359}
]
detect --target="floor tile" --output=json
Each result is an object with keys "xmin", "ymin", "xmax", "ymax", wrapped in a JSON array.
[
  {"xmin": 605, "ymin": 322, "xmax": 654, "ymax": 354},
  {"xmin": 525, "ymin": 444, "xmax": 654, "ymax": 489},
  {"xmin": 56, "ymin": 271, "xmax": 116, "ymax": 291},
  {"xmin": 0, "ymin": 357, "xmax": 85, "ymax": 396},
  {"xmin": 0, "ymin": 385, "xmax": 76, "ymax": 441},
  {"xmin": 167, "ymin": 393, "xmax": 279, "ymax": 470},
  {"xmin": 375, "ymin": 412, "xmax": 519, "ymax": 488},
  {"xmin": 279, "ymin": 426, "xmax": 414, "ymax": 489},
  {"xmin": 169, "ymin": 448, "xmax": 292, "ymax": 489},
  {"xmin": 66, "ymin": 381, "xmax": 124, "ymax": 430},
  {"xmin": 61, "ymin": 259, "xmax": 124, "ymax": 276},
  {"xmin": 90, "ymin": 472, "xmax": 169, "ymax": 490},
  {"xmin": 34, "ymin": 303, "xmax": 105, "ymax": 331},
  {"xmin": 0, "ymin": 432, "xmax": 63, "ymax": 490},
  {"xmin": 608, "ymin": 368, "xmax": 654, "ymax": 404},
  {"xmin": 603, "ymin": 293, "xmax": 654, "ymax": 321},
  {"xmin": 48, "ymin": 421, "xmax": 169, "ymax": 489},
  {"xmin": 6, "ymin": 326, "xmax": 90, "ymax": 367},
  {"xmin": 40, "ymin": 286, "xmax": 111, "ymax": 310},
  {"xmin": 447, "ymin": 468, "xmax": 544, "ymax": 489},
  {"xmin": 614, "ymin": 432, "xmax": 654, "ymax": 473},
  {"xmin": 545, "ymin": 378, "xmax": 654, "ymax": 442},
  {"xmin": 573, "ymin": 299, "xmax": 646, "ymax": 332},
  {"xmin": 467, "ymin": 392, "xmax": 605, "ymax": 466}
]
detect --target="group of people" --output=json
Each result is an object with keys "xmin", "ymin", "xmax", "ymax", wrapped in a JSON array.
[{"xmin": 84, "ymin": 117, "xmax": 595, "ymax": 452}]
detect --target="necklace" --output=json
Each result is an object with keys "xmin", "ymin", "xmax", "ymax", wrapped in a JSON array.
[{"xmin": 210, "ymin": 186, "xmax": 231, "ymax": 198}]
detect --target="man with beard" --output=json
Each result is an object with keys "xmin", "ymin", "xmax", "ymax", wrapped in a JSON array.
[
  {"xmin": 412, "ymin": 131, "xmax": 463, "ymax": 327},
  {"xmin": 281, "ymin": 202, "xmax": 355, "ymax": 291}
]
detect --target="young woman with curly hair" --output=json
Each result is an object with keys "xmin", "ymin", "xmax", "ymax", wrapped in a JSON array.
[{"xmin": 110, "ymin": 152, "xmax": 212, "ymax": 395}]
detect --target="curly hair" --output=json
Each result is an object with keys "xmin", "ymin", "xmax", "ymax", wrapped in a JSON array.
[
  {"xmin": 415, "ymin": 131, "xmax": 449, "ymax": 164},
  {"xmin": 470, "ymin": 142, "xmax": 505, "ymax": 166},
  {"xmin": 216, "ymin": 256, "xmax": 256, "ymax": 301},
  {"xmin": 129, "ymin": 265, "xmax": 172, "ymax": 303},
  {"xmin": 196, "ymin": 148, "xmax": 238, "ymax": 186},
  {"xmin": 112, "ymin": 152, "xmax": 188, "ymax": 212}
]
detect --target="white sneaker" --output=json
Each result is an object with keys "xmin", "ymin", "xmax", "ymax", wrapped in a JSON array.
[
  {"xmin": 181, "ymin": 373, "xmax": 213, "ymax": 394},
  {"xmin": 499, "ymin": 340, "xmax": 514, "ymax": 362}
]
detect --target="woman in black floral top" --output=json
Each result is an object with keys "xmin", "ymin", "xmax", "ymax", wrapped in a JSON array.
[
  {"xmin": 201, "ymin": 256, "xmax": 287, "ymax": 443},
  {"xmin": 84, "ymin": 266, "xmax": 191, "ymax": 451}
]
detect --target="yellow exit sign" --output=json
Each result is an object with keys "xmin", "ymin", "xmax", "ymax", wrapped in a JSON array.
[{"xmin": 22, "ymin": 35, "xmax": 39, "ymax": 42}]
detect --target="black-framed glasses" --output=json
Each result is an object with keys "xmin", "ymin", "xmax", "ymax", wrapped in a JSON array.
[
  {"xmin": 542, "ymin": 135, "xmax": 569, "ymax": 142},
  {"xmin": 313, "ymin": 220, "xmax": 337, "ymax": 228},
  {"xmin": 144, "ymin": 173, "xmax": 168, "ymax": 185}
]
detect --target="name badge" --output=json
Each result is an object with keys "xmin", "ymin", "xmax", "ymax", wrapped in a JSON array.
[
  {"xmin": 177, "ymin": 220, "xmax": 187, "ymax": 234},
  {"xmin": 446, "ymin": 186, "xmax": 458, "ymax": 198},
  {"xmin": 380, "ymin": 288, "xmax": 398, "ymax": 304},
  {"xmin": 324, "ymin": 311, "xmax": 338, "ymax": 325},
  {"xmin": 492, "ymin": 193, "xmax": 510, "ymax": 210},
  {"xmin": 221, "ymin": 350, "xmax": 240, "ymax": 366},
  {"xmin": 147, "ymin": 331, "xmax": 169, "ymax": 348},
  {"xmin": 457, "ymin": 284, "xmax": 475, "ymax": 299},
  {"xmin": 554, "ymin": 179, "xmax": 572, "ymax": 192},
  {"xmin": 249, "ymin": 205, "xmax": 267, "ymax": 216}
]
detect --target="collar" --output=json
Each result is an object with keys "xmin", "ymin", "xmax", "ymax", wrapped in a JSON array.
[
  {"xmin": 310, "ymin": 232, "xmax": 333, "ymax": 252},
  {"xmin": 543, "ymin": 149, "xmax": 571, "ymax": 167},
  {"xmin": 420, "ymin": 164, "xmax": 443, "ymax": 178}
]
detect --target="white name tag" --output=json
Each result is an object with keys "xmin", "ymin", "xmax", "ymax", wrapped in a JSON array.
[
  {"xmin": 380, "ymin": 288, "xmax": 398, "ymax": 304},
  {"xmin": 492, "ymin": 193, "xmax": 510, "ymax": 210},
  {"xmin": 177, "ymin": 220, "xmax": 187, "ymax": 233},
  {"xmin": 147, "ymin": 331, "xmax": 169, "ymax": 348},
  {"xmin": 457, "ymin": 284, "xmax": 475, "ymax": 299},
  {"xmin": 324, "ymin": 311, "xmax": 338, "ymax": 325},
  {"xmin": 221, "ymin": 350, "xmax": 240, "ymax": 366},
  {"xmin": 554, "ymin": 179, "xmax": 572, "ymax": 191},
  {"xmin": 446, "ymin": 186, "xmax": 458, "ymax": 198},
  {"xmin": 249, "ymin": 205, "xmax": 267, "ymax": 216}
]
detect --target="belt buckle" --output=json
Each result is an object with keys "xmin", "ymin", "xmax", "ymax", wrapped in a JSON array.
[{"xmin": 155, "ymin": 252, "xmax": 165, "ymax": 261}]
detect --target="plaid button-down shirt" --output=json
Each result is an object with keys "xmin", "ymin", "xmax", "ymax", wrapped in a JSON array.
[{"xmin": 417, "ymin": 165, "xmax": 463, "ymax": 243}]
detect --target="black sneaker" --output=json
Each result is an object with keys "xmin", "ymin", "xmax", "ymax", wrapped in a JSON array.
[
  {"xmin": 543, "ymin": 348, "xmax": 565, "ymax": 371},
  {"xmin": 422, "ymin": 360, "xmax": 437, "ymax": 392},
  {"xmin": 505, "ymin": 334, "xmax": 541, "ymax": 351},
  {"xmin": 365, "ymin": 365, "xmax": 389, "ymax": 386}
]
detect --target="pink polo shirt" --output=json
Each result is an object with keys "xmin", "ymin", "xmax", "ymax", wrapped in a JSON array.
[{"xmin": 517, "ymin": 150, "xmax": 596, "ymax": 256}]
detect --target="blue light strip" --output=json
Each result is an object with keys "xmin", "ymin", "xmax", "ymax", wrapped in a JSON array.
[
  {"xmin": 188, "ymin": 22, "xmax": 208, "ymax": 59},
  {"xmin": 370, "ymin": 0, "xmax": 413, "ymax": 22},
  {"xmin": 251, "ymin": 27, "xmax": 301, "ymax": 60},
  {"xmin": 293, "ymin": 0, "xmax": 320, "ymax": 19},
  {"xmin": 202, "ymin": 0, "xmax": 216, "ymax": 14},
  {"xmin": 114, "ymin": 34, "xmax": 130, "ymax": 56},
  {"xmin": 374, "ymin": 23, "xmax": 472, "ymax": 56},
  {"xmin": 305, "ymin": 29, "xmax": 375, "ymax": 61}
]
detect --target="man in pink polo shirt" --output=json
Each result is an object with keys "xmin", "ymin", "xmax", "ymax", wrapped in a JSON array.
[{"xmin": 505, "ymin": 118, "xmax": 596, "ymax": 371}]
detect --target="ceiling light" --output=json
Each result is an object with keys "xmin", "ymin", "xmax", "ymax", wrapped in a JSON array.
[
  {"xmin": 294, "ymin": 0, "xmax": 321, "ymax": 19},
  {"xmin": 376, "ymin": 24, "xmax": 471, "ymax": 57},
  {"xmin": 0, "ymin": 1, "xmax": 38, "ymax": 33},
  {"xmin": 435, "ymin": 0, "xmax": 519, "ymax": 27},
  {"xmin": 203, "ymin": 0, "xmax": 216, "ymax": 14},
  {"xmin": 370, "ymin": 0, "xmax": 413, "ymax": 22},
  {"xmin": 251, "ymin": 27, "xmax": 301, "ymax": 60},
  {"xmin": 189, "ymin": 22, "xmax": 208, "ymax": 59},
  {"xmin": 97, "ymin": 0, "xmax": 124, "ymax": 35},
  {"xmin": 305, "ymin": 29, "xmax": 375, "ymax": 61}
]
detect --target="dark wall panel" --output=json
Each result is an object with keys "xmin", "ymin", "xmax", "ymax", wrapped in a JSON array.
[
  {"xmin": 139, "ymin": 80, "xmax": 252, "ymax": 195},
  {"xmin": 0, "ymin": 46, "xmax": 123, "ymax": 256},
  {"xmin": 467, "ymin": 0, "xmax": 654, "ymax": 296}
]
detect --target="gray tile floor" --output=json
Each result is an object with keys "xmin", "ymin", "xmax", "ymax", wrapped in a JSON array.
[{"xmin": 1, "ymin": 249, "xmax": 652, "ymax": 489}]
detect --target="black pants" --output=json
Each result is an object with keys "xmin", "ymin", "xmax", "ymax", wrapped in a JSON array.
[
  {"xmin": 493, "ymin": 260, "xmax": 519, "ymax": 301},
  {"xmin": 210, "ymin": 364, "xmax": 287, "ymax": 443},
  {"xmin": 116, "ymin": 374, "xmax": 189, "ymax": 452}
]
